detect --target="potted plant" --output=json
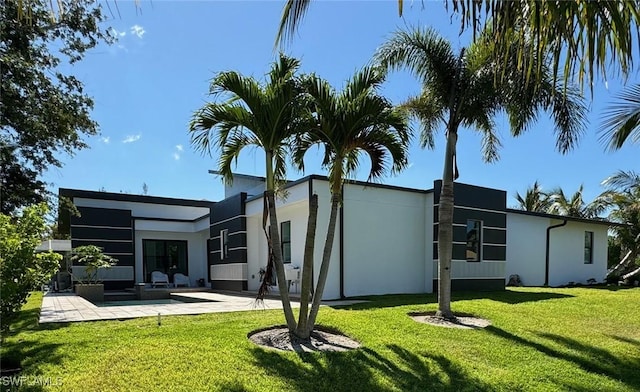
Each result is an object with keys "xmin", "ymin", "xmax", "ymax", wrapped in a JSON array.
[{"xmin": 70, "ymin": 245, "xmax": 118, "ymax": 302}]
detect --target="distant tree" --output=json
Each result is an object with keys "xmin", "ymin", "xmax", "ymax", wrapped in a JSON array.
[
  {"xmin": 547, "ymin": 185, "xmax": 606, "ymax": 219},
  {"xmin": 514, "ymin": 181, "xmax": 550, "ymax": 212},
  {"xmin": 1, "ymin": 0, "xmax": 113, "ymax": 214},
  {"xmin": 0, "ymin": 204, "xmax": 62, "ymax": 338},
  {"xmin": 599, "ymin": 171, "xmax": 640, "ymax": 276},
  {"xmin": 142, "ymin": 183, "xmax": 149, "ymax": 195},
  {"xmin": 600, "ymin": 84, "xmax": 640, "ymax": 151}
]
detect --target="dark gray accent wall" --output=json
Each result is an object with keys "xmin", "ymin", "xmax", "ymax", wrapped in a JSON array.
[
  {"xmin": 432, "ymin": 181, "xmax": 507, "ymax": 288},
  {"xmin": 208, "ymin": 193, "xmax": 248, "ymax": 291},
  {"xmin": 70, "ymin": 207, "xmax": 134, "ymax": 266}
]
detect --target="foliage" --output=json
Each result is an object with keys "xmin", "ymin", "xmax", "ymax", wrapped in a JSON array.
[
  {"xmin": 547, "ymin": 184, "xmax": 607, "ymax": 219},
  {"xmin": 600, "ymin": 84, "xmax": 640, "ymax": 151},
  {"xmin": 277, "ymin": 1, "xmax": 640, "ymax": 91},
  {"xmin": 608, "ymin": 237, "xmax": 622, "ymax": 269},
  {"xmin": 3, "ymin": 288, "xmax": 640, "ymax": 391},
  {"xmin": 0, "ymin": 0, "xmax": 112, "ymax": 214},
  {"xmin": 291, "ymin": 67, "xmax": 410, "ymax": 337},
  {"xmin": 70, "ymin": 245, "xmax": 117, "ymax": 284},
  {"xmin": 599, "ymin": 170, "xmax": 640, "ymax": 266},
  {"xmin": 374, "ymin": 26, "xmax": 586, "ymax": 318},
  {"xmin": 514, "ymin": 181, "xmax": 550, "ymax": 212},
  {"xmin": 190, "ymin": 54, "xmax": 312, "ymax": 331},
  {"xmin": 0, "ymin": 204, "xmax": 62, "ymax": 336}
]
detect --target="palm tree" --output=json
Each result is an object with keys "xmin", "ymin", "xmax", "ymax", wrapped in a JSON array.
[
  {"xmin": 189, "ymin": 54, "xmax": 310, "ymax": 332},
  {"xmin": 292, "ymin": 67, "xmax": 410, "ymax": 338},
  {"xmin": 600, "ymin": 171, "xmax": 640, "ymax": 279},
  {"xmin": 276, "ymin": 1, "xmax": 639, "ymax": 90},
  {"xmin": 600, "ymin": 84, "xmax": 640, "ymax": 151},
  {"xmin": 374, "ymin": 27, "xmax": 586, "ymax": 319},
  {"xmin": 547, "ymin": 185, "xmax": 606, "ymax": 219},
  {"xmin": 514, "ymin": 181, "xmax": 550, "ymax": 212}
]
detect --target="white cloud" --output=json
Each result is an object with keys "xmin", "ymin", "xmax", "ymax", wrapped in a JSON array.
[
  {"xmin": 176, "ymin": 144, "xmax": 184, "ymax": 152},
  {"xmin": 110, "ymin": 28, "xmax": 126, "ymax": 38},
  {"xmin": 122, "ymin": 134, "xmax": 141, "ymax": 143},
  {"xmin": 100, "ymin": 136, "xmax": 110, "ymax": 144},
  {"xmin": 130, "ymin": 25, "xmax": 146, "ymax": 39},
  {"xmin": 173, "ymin": 152, "xmax": 180, "ymax": 161}
]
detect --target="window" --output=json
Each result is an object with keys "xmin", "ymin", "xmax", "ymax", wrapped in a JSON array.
[
  {"xmin": 466, "ymin": 220, "xmax": 482, "ymax": 262},
  {"xmin": 220, "ymin": 229, "xmax": 229, "ymax": 260},
  {"xmin": 281, "ymin": 221, "xmax": 291, "ymax": 264},
  {"xmin": 584, "ymin": 231, "xmax": 593, "ymax": 264},
  {"xmin": 142, "ymin": 240, "xmax": 188, "ymax": 282}
]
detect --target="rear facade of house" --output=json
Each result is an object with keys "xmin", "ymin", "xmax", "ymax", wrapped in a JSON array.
[{"xmin": 59, "ymin": 174, "xmax": 609, "ymax": 298}]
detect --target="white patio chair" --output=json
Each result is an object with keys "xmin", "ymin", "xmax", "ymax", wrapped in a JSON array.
[
  {"xmin": 151, "ymin": 271, "xmax": 170, "ymax": 288},
  {"xmin": 173, "ymin": 273, "xmax": 190, "ymax": 288}
]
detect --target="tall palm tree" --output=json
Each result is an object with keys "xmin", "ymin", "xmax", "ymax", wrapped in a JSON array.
[
  {"xmin": 189, "ymin": 54, "xmax": 309, "ymax": 332},
  {"xmin": 292, "ymin": 67, "xmax": 410, "ymax": 338},
  {"xmin": 547, "ymin": 185, "xmax": 606, "ymax": 219},
  {"xmin": 600, "ymin": 84, "xmax": 640, "ymax": 151},
  {"xmin": 276, "ymin": 1, "xmax": 639, "ymax": 90},
  {"xmin": 374, "ymin": 27, "xmax": 586, "ymax": 319},
  {"xmin": 514, "ymin": 181, "xmax": 550, "ymax": 212}
]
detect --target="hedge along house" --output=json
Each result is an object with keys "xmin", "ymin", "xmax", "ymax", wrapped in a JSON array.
[{"xmin": 59, "ymin": 173, "xmax": 610, "ymax": 297}]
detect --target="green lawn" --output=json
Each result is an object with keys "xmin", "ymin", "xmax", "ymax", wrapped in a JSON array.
[{"xmin": 2, "ymin": 287, "xmax": 639, "ymax": 391}]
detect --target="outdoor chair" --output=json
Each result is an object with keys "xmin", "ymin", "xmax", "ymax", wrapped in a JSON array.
[
  {"xmin": 151, "ymin": 271, "xmax": 170, "ymax": 288},
  {"xmin": 173, "ymin": 273, "xmax": 190, "ymax": 288}
]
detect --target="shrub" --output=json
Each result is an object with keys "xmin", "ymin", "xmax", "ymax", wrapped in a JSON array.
[{"xmin": 0, "ymin": 204, "xmax": 62, "ymax": 337}]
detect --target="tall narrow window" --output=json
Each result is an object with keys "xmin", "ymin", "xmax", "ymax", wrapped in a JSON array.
[
  {"xmin": 281, "ymin": 221, "xmax": 291, "ymax": 264},
  {"xmin": 220, "ymin": 229, "xmax": 229, "ymax": 260},
  {"xmin": 584, "ymin": 231, "xmax": 594, "ymax": 264},
  {"xmin": 466, "ymin": 220, "xmax": 482, "ymax": 262}
]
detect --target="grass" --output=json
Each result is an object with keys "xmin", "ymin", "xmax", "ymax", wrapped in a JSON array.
[{"xmin": 1, "ymin": 287, "xmax": 639, "ymax": 391}]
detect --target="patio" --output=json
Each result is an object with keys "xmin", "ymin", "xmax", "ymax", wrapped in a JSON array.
[{"xmin": 39, "ymin": 291, "xmax": 363, "ymax": 323}]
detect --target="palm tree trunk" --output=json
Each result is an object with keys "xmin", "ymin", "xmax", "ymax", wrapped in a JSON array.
[
  {"xmin": 305, "ymin": 193, "xmax": 340, "ymax": 336},
  {"xmin": 295, "ymin": 193, "xmax": 318, "ymax": 338},
  {"xmin": 436, "ymin": 128, "xmax": 457, "ymax": 320},
  {"xmin": 265, "ymin": 152, "xmax": 297, "ymax": 331}
]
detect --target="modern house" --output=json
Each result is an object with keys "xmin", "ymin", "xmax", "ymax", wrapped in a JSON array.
[{"xmin": 59, "ymin": 173, "xmax": 610, "ymax": 299}]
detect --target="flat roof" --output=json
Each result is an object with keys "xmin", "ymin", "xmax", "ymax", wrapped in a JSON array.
[
  {"xmin": 506, "ymin": 208, "xmax": 616, "ymax": 226},
  {"xmin": 59, "ymin": 188, "xmax": 215, "ymax": 208}
]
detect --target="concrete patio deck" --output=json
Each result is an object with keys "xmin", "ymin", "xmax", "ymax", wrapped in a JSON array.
[{"xmin": 39, "ymin": 292, "xmax": 365, "ymax": 323}]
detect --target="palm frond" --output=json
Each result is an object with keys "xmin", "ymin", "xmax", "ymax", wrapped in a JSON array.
[{"xmin": 600, "ymin": 84, "xmax": 640, "ymax": 151}]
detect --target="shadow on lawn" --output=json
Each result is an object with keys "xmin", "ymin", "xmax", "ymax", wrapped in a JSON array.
[
  {"xmin": 486, "ymin": 326, "xmax": 640, "ymax": 390},
  {"xmin": 250, "ymin": 344, "xmax": 493, "ymax": 391},
  {"xmin": 338, "ymin": 290, "xmax": 573, "ymax": 311},
  {"xmin": 1, "ymin": 304, "xmax": 71, "ymax": 390}
]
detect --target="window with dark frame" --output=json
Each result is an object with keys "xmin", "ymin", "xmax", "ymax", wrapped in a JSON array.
[
  {"xmin": 281, "ymin": 221, "xmax": 291, "ymax": 264},
  {"xmin": 584, "ymin": 231, "xmax": 594, "ymax": 264},
  {"xmin": 220, "ymin": 229, "xmax": 229, "ymax": 260},
  {"xmin": 466, "ymin": 220, "xmax": 482, "ymax": 262}
]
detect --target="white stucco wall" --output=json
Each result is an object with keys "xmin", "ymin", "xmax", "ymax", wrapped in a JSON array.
[
  {"xmin": 74, "ymin": 198, "xmax": 209, "ymax": 220},
  {"xmin": 506, "ymin": 213, "xmax": 549, "ymax": 286},
  {"xmin": 506, "ymin": 213, "xmax": 609, "ymax": 287},
  {"xmin": 548, "ymin": 220, "xmax": 608, "ymax": 286},
  {"xmin": 246, "ymin": 181, "xmax": 312, "ymax": 294},
  {"xmin": 134, "ymin": 230, "xmax": 209, "ymax": 287},
  {"xmin": 342, "ymin": 182, "xmax": 427, "ymax": 297}
]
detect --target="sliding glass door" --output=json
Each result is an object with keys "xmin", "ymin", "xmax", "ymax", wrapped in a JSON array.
[{"xmin": 142, "ymin": 240, "xmax": 188, "ymax": 283}]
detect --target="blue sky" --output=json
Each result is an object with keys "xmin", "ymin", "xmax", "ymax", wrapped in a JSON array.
[{"xmin": 44, "ymin": 1, "xmax": 637, "ymax": 207}]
